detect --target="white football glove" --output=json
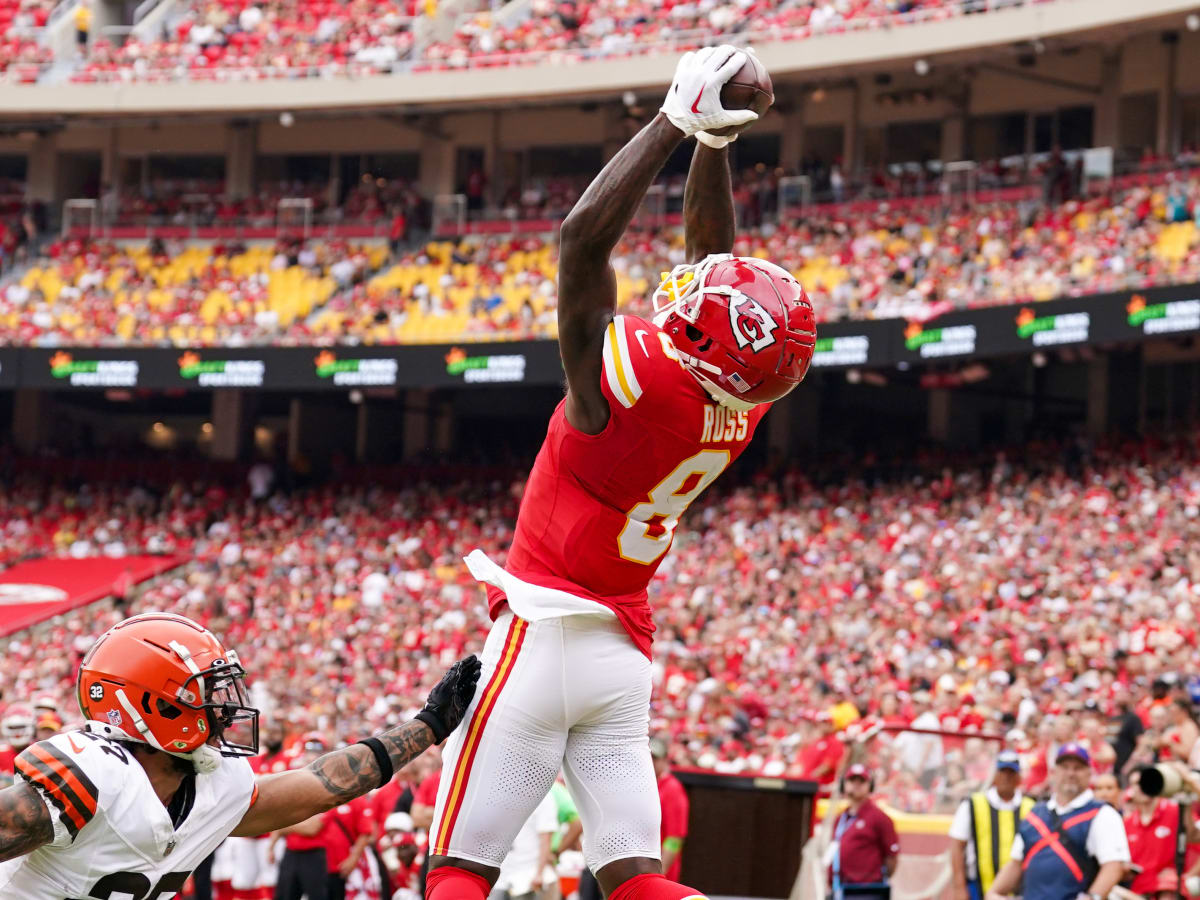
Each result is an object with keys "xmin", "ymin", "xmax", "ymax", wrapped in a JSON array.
[{"xmin": 661, "ymin": 45, "xmax": 759, "ymax": 146}]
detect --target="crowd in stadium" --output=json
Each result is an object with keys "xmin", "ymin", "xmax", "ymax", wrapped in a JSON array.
[
  {"xmin": 5, "ymin": 163, "xmax": 1200, "ymax": 345},
  {"xmin": 5, "ymin": 0, "xmax": 1045, "ymax": 83},
  {"xmin": 73, "ymin": 0, "xmax": 421, "ymax": 82},
  {"xmin": 1, "ymin": 429, "xmax": 1198, "ymax": 794},
  {"xmin": 418, "ymin": 0, "xmax": 978, "ymax": 69}
]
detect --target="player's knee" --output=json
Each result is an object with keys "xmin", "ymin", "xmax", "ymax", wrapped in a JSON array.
[
  {"xmin": 597, "ymin": 862, "xmax": 713, "ymax": 900},
  {"xmin": 605, "ymin": 871, "xmax": 710, "ymax": 900},
  {"xmin": 425, "ymin": 861, "xmax": 496, "ymax": 900}
]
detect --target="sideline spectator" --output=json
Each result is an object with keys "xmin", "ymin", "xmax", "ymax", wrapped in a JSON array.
[
  {"xmin": 1091, "ymin": 774, "xmax": 1122, "ymax": 810},
  {"xmin": 1123, "ymin": 765, "xmax": 1200, "ymax": 898},
  {"xmin": 949, "ymin": 752, "xmax": 1033, "ymax": 900},
  {"xmin": 652, "ymin": 737, "xmax": 689, "ymax": 883},
  {"xmin": 986, "ymin": 744, "xmax": 1129, "ymax": 900},
  {"xmin": 832, "ymin": 765, "xmax": 899, "ymax": 900}
]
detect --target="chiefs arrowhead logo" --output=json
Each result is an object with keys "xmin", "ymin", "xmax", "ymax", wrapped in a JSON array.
[{"xmin": 727, "ymin": 293, "xmax": 778, "ymax": 353}]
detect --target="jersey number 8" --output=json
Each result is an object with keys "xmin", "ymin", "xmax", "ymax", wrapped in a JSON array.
[{"xmin": 617, "ymin": 449, "xmax": 730, "ymax": 565}]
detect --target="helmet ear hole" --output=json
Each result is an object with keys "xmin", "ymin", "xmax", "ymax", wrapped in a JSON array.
[
  {"xmin": 685, "ymin": 324, "xmax": 703, "ymax": 342},
  {"xmin": 156, "ymin": 699, "xmax": 183, "ymax": 720}
]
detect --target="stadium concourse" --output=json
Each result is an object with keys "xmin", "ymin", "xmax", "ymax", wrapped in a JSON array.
[
  {"xmin": 3, "ymin": 428, "xmax": 1200, "ymax": 789},
  {"xmin": 3, "ymin": 162, "xmax": 1200, "ymax": 345}
]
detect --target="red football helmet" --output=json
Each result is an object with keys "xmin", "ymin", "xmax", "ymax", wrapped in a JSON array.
[
  {"xmin": 76, "ymin": 612, "xmax": 258, "ymax": 759},
  {"xmin": 653, "ymin": 253, "xmax": 816, "ymax": 409}
]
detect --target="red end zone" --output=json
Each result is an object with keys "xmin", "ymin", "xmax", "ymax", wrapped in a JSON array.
[{"xmin": 0, "ymin": 556, "xmax": 183, "ymax": 637}]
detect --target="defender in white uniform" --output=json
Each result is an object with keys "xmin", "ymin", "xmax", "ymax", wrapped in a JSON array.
[
  {"xmin": 0, "ymin": 612, "xmax": 480, "ymax": 900},
  {"xmin": 1, "ymin": 729, "xmax": 256, "ymax": 899}
]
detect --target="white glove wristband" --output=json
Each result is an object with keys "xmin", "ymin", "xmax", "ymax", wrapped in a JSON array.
[{"xmin": 696, "ymin": 131, "xmax": 738, "ymax": 149}]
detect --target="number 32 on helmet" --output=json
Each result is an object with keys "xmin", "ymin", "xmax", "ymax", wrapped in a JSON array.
[
  {"xmin": 653, "ymin": 253, "xmax": 817, "ymax": 411},
  {"xmin": 77, "ymin": 612, "xmax": 259, "ymax": 762}
]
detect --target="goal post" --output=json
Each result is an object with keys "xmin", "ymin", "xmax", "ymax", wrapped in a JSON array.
[
  {"xmin": 792, "ymin": 725, "xmax": 1007, "ymax": 900},
  {"xmin": 433, "ymin": 193, "xmax": 467, "ymax": 237},
  {"xmin": 941, "ymin": 161, "xmax": 979, "ymax": 203},
  {"xmin": 61, "ymin": 198, "xmax": 97, "ymax": 238},
  {"xmin": 778, "ymin": 175, "xmax": 812, "ymax": 225},
  {"xmin": 276, "ymin": 197, "xmax": 314, "ymax": 238}
]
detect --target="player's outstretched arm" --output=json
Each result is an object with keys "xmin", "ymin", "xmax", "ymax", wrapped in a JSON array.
[
  {"xmin": 0, "ymin": 781, "xmax": 54, "ymax": 863},
  {"xmin": 559, "ymin": 46, "xmax": 756, "ymax": 435},
  {"xmin": 684, "ymin": 143, "xmax": 737, "ymax": 264},
  {"xmin": 231, "ymin": 655, "xmax": 480, "ymax": 837},
  {"xmin": 558, "ymin": 116, "xmax": 681, "ymax": 434}
]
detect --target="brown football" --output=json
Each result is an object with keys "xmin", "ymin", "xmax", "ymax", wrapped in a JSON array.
[{"xmin": 711, "ymin": 51, "xmax": 774, "ymax": 137}]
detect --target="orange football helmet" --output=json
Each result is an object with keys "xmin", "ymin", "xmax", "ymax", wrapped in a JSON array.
[{"xmin": 76, "ymin": 612, "xmax": 259, "ymax": 759}]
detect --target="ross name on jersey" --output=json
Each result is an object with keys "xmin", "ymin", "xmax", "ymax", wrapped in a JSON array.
[{"xmin": 701, "ymin": 404, "xmax": 748, "ymax": 444}]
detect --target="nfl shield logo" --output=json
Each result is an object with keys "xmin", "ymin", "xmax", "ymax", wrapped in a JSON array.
[{"xmin": 106, "ymin": 709, "xmax": 123, "ymax": 727}]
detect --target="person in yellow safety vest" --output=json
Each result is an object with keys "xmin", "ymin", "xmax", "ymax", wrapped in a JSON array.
[{"xmin": 949, "ymin": 751, "xmax": 1035, "ymax": 900}]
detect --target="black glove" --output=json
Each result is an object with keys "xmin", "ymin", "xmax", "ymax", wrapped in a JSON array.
[{"xmin": 416, "ymin": 655, "xmax": 482, "ymax": 743}]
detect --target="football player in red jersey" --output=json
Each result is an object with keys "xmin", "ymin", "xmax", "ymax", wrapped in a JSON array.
[{"xmin": 426, "ymin": 46, "xmax": 816, "ymax": 900}]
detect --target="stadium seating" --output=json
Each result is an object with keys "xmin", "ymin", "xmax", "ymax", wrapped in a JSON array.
[
  {"xmin": 53, "ymin": 0, "xmax": 1048, "ymax": 83},
  {"xmin": 72, "ymin": 0, "xmax": 421, "ymax": 82},
  {"xmin": 2, "ymin": 238, "xmax": 387, "ymax": 345},
  {"xmin": 0, "ymin": 429, "xmax": 1196, "ymax": 778},
  {"xmin": 9, "ymin": 169, "xmax": 1200, "ymax": 345},
  {"xmin": 419, "ymin": 0, "xmax": 1006, "ymax": 71}
]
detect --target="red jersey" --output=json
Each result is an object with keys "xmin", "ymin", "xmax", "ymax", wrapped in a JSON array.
[
  {"xmin": 249, "ymin": 749, "xmax": 289, "ymax": 776},
  {"xmin": 833, "ymin": 799, "xmax": 900, "ymax": 885},
  {"xmin": 490, "ymin": 314, "xmax": 769, "ymax": 655},
  {"xmin": 1125, "ymin": 799, "xmax": 1181, "ymax": 894},
  {"xmin": 320, "ymin": 796, "xmax": 373, "ymax": 873}
]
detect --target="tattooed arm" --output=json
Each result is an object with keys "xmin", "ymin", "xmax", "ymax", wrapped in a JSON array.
[
  {"xmin": 232, "ymin": 720, "xmax": 434, "ymax": 836},
  {"xmin": 231, "ymin": 655, "xmax": 479, "ymax": 837},
  {"xmin": 0, "ymin": 781, "xmax": 55, "ymax": 863}
]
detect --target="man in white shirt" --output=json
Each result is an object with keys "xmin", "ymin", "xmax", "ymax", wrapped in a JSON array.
[
  {"xmin": 985, "ymin": 743, "xmax": 1129, "ymax": 900},
  {"xmin": 949, "ymin": 751, "xmax": 1033, "ymax": 900}
]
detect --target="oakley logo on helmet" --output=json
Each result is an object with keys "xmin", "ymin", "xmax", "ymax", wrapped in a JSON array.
[
  {"xmin": 89, "ymin": 683, "xmax": 105, "ymax": 701},
  {"xmin": 728, "ymin": 292, "xmax": 778, "ymax": 353}
]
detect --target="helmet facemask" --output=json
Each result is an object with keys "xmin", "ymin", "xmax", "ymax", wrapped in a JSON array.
[{"xmin": 170, "ymin": 645, "xmax": 259, "ymax": 758}]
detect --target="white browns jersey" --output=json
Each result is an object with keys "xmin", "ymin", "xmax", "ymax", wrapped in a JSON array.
[{"xmin": 0, "ymin": 730, "xmax": 257, "ymax": 900}]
